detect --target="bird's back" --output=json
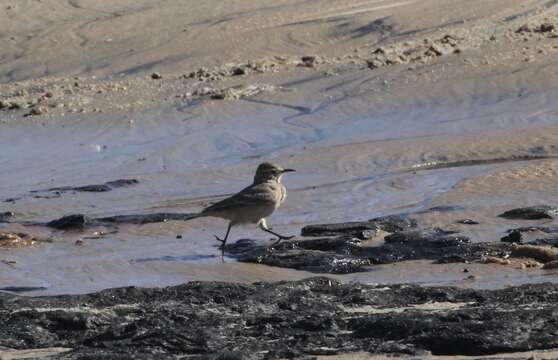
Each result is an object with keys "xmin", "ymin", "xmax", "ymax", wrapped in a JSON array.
[{"xmin": 201, "ymin": 180, "xmax": 282, "ymax": 224}]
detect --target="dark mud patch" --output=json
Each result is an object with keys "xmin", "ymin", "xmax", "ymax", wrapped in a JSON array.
[
  {"xmin": 0, "ymin": 286, "xmax": 48, "ymax": 294},
  {"xmin": 2, "ymin": 278, "xmax": 558, "ymax": 358},
  {"xmin": 509, "ymin": 226, "xmax": 558, "ymax": 234},
  {"xmin": 226, "ymin": 228, "xmax": 512, "ymax": 273},
  {"xmin": 98, "ymin": 212, "xmax": 198, "ymax": 225},
  {"xmin": 4, "ymin": 179, "xmax": 139, "ymax": 204},
  {"xmin": 0, "ymin": 211, "xmax": 14, "ymax": 223},
  {"xmin": 227, "ymin": 238, "xmax": 372, "ymax": 274},
  {"xmin": 300, "ymin": 214, "xmax": 417, "ymax": 238},
  {"xmin": 47, "ymin": 214, "xmax": 95, "ymax": 230},
  {"xmin": 456, "ymin": 218, "xmax": 480, "ymax": 225},
  {"xmin": 501, "ymin": 226, "xmax": 558, "ymax": 246},
  {"xmin": 499, "ymin": 205, "xmax": 558, "ymax": 220},
  {"xmin": 34, "ymin": 178, "xmax": 139, "ymax": 194},
  {"xmin": 44, "ymin": 212, "xmax": 198, "ymax": 230}
]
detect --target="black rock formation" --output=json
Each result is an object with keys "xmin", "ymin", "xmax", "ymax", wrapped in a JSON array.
[
  {"xmin": 1, "ymin": 278, "xmax": 558, "ymax": 359},
  {"xmin": 300, "ymin": 214, "xmax": 417, "ymax": 238},
  {"xmin": 498, "ymin": 205, "xmax": 558, "ymax": 220},
  {"xmin": 0, "ymin": 211, "xmax": 14, "ymax": 223},
  {"xmin": 226, "ymin": 228, "xmax": 511, "ymax": 273}
]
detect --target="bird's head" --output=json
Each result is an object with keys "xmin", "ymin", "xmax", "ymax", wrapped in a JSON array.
[{"xmin": 253, "ymin": 161, "xmax": 295, "ymax": 184}]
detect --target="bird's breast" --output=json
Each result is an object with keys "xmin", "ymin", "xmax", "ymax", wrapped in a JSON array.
[{"xmin": 279, "ymin": 184, "xmax": 287, "ymax": 205}]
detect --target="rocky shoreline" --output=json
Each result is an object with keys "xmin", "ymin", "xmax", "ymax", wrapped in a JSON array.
[
  {"xmin": 2, "ymin": 206, "xmax": 558, "ymax": 358},
  {"xmin": 225, "ymin": 208, "xmax": 558, "ymax": 274}
]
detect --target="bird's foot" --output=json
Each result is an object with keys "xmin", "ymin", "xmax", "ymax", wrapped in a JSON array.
[
  {"xmin": 214, "ymin": 235, "xmax": 226, "ymax": 250},
  {"xmin": 277, "ymin": 235, "xmax": 295, "ymax": 241},
  {"xmin": 269, "ymin": 234, "xmax": 294, "ymax": 246}
]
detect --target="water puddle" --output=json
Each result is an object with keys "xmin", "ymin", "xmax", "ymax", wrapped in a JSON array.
[{"xmin": 2, "ymin": 95, "xmax": 558, "ymax": 294}]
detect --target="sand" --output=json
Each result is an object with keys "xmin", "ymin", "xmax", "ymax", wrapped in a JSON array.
[{"xmin": 1, "ymin": 0, "xmax": 558, "ymax": 295}]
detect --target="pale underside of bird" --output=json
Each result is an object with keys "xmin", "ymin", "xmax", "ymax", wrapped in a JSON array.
[{"xmin": 195, "ymin": 161, "xmax": 295, "ymax": 251}]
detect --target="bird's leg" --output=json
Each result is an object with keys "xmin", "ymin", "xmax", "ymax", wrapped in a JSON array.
[
  {"xmin": 214, "ymin": 222, "xmax": 232, "ymax": 251},
  {"xmin": 259, "ymin": 218, "xmax": 294, "ymax": 244}
]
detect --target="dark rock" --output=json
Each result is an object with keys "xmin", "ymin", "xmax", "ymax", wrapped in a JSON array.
[
  {"xmin": 150, "ymin": 72, "xmax": 163, "ymax": 79},
  {"xmin": 501, "ymin": 230, "xmax": 522, "ymax": 243},
  {"xmin": 1, "ymin": 278, "xmax": 558, "ymax": 358},
  {"xmin": 366, "ymin": 59, "xmax": 383, "ymax": 69},
  {"xmin": 44, "ymin": 178, "xmax": 139, "ymax": 193},
  {"xmin": 231, "ymin": 67, "xmax": 246, "ymax": 76},
  {"xmin": 368, "ymin": 214, "xmax": 418, "ymax": 232},
  {"xmin": 24, "ymin": 106, "xmax": 47, "ymax": 117},
  {"xmin": 498, "ymin": 206, "xmax": 558, "ymax": 220},
  {"xmin": 0, "ymin": 211, "xmax": 14, "ymax": 223},
  {"xmin": 105, "ymin": 178, "xmax": 140, "ymax": 188},
  {"xmin": 72, "ymin": 184, "xmax": 112, "ymax": 192},
  {"xmin": 426, "ymin": 205, "xmax": 465, "ymax": 212},
  {"xmin": 301, "ymin": 221, "xmax": 380, "ymax": 238},
  {"xmin": 528, "ymin": 237, "xmax": 558, "ymax": 247},
  {"xmin": 41, "ymin": 212, "xmax": 198, "ymax": 230},
  {"xmin": 510, "ymin": 226, "xmax": 558, "ymax": 234},
  {"xmin": 537, "ymin": 23, "xmax": 555, "ymax": 33},
  {"xmin": 47, "ymin": 214, "xmax": 94, "ymax": 230},
  {"xmin": 227, "ymin": 238, "xmax": 370, "ymax": 274},
  {"xmin": 301, "ymin": 214, "xmax": 416, "ymax": 238},
  {"xmin": 99, "ymin": 213, "xmax": 198, "ymax": 224},
  {"xmin": 456, "ymin": 219, "xmax": 479, "ymax": 225},
  {"xmin": 364, "ymin": 231, "xmax": 498, "ymax": 265},
  {"xmin": 300, "ymin": 56, "xmax": 318, "ymax": 67},
  {"xmin": 227, "ymin": 227, "xmax": 509, "ymax": 271},
  {"xmin": 516, "ymin": 24, "xmax": 533, "ymax": 33},
  {"xmin": 383, "ymin": 229, "xmax": 469, "ymax": 247}
]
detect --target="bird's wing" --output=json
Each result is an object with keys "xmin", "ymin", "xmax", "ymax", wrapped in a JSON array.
[{"xmin": 202, "ymin": 183, "xmax": 276, "ymax": 213}]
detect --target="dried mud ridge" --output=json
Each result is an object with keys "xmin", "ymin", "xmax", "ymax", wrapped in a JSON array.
[{"xmin": 2, "ymin": 277, "xmax": 558, "ymax": 359}]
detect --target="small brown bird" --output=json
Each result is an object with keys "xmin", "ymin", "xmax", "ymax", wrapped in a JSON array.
[{"xmin": 198, "ymin": 162, "xmax": 295, "ymax": 249}]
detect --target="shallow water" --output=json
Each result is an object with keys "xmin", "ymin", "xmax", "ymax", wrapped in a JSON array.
[{"xmin": 2, "ymin": 78, "xmax": 558, "ymax": 294}]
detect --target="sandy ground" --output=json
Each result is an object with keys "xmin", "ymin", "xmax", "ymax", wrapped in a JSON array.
[
  {"xmin": 317, "ymin": 349, "xmax": 558, "ymax": 360},
  {"xmin": 1, "ymin": 0, "xmax": 558, "ymax": 296}
]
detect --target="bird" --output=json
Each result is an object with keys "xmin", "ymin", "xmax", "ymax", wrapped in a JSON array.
[{"xmin": 197, "ymin": 161, "xmax": 295, "ymax": 251}]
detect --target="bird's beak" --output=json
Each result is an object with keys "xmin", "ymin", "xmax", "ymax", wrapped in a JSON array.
[{"xmin": 281, "ymin": 168, "xmax": 295, "ymax": 173}]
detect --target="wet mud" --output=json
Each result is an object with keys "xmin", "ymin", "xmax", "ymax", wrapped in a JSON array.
[
  {"xmin": 4, "ymin": 179, "xmax": 139, "ymax": 204},
  {"xmin": 7, "ymin": 205, "xmax": 558, "ymax": 276},
  {"xmin": 2, "ymin": 277, "xmax": 558, "ymax": 359},
  {"xmin": 2, "ymin": 0, "xmax": 558, "ymax": 298}
]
